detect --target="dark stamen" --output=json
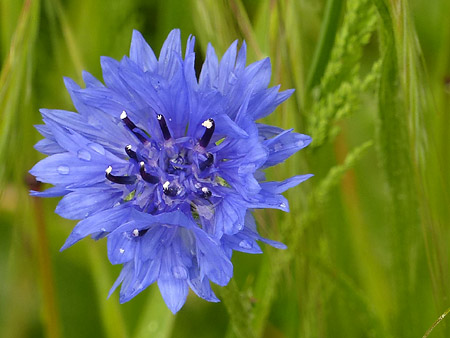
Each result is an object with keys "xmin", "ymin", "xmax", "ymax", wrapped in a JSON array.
[
  {"xmin": 201, "ymin": 186, "xmax": 212, "ymax": 199},
  {"xmin": 163, "ymin": 181, "xmax": 178, "ymax": 197},
  {"xmin": 131, "ymin": 228, "xmax": 148, "ymax": 237},
  {"xmin": 120, "ymin": 111, "xmax": 137, "ymax": 129},
  {"xmin": 139, "ymin": 162, "xmax": 159, "ymax": 184},
  {"xmin": 125, "ymin": 145, "xmax": 137, "ymax": 161},
  {"xmin": 199, "ymin": 119, "xmax": 215, "ymax": 147},
  {"xmin": 132, "ymin": 227, "xmax": 150, "ymax": 238},
  {"xmin": 105, "ymin": 166, "xmax": 137, "ymax": 185},
  {"xmin": 199, "ymin": 153, "xmax": 214, "ymax": 171},
  {"xmin": 157, "ymin": 114, "xmax": 172, "ymax": 140},
  {"xmin": 120, "ymin": 111, "xmax": 149, "ymax": 144}
]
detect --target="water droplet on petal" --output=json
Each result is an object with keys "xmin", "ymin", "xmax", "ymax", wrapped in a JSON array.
[
  {"xmin": 77, "ymin": 149, "xmax": 91, "ymax": 161},
  {"xmin": 57, "ymin": 165, "xmax": 70, "ymax": 175},
  {"xmin": 280, "ymin": 203, "xmax": 286, "ymax": 208},
  {"xmin": 239, "ymin": 240, "xmax": 253, "ymax": 249},
  {"xmin": 119, "ymin": 248, "xmax": 125, "ymax": 254},
  {"xmin": 172, "ymin": 265, "xmax": 188, "ymax": 279},
  {"xmin": 273, "ymin": 143, "xmax": 283, "ymax": 151},
  {"xmin": 88, "ymin": 143, "xmax": 105, "ymax": 155},
  {"xmin": 228, "ymin": 72, "xmax": 237, "ymax": 85}
]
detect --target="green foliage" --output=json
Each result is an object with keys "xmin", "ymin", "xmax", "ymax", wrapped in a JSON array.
[
  {"xmin": 308, "ymin": 0, "xmax": 378, "ymax": 148},
  {"xmin": 1, "ymin": 0, "xmax": 449, "ymax": 337}
]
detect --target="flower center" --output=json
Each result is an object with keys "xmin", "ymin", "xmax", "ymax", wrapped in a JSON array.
[{"xmin": 106, "ymin": 111, "xmax": 220, "ymax": 215}]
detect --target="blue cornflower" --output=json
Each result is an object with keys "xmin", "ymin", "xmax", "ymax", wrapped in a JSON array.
[{"xmin": 30, "ymin": 29, "xmax": 312, "ymax": 313}]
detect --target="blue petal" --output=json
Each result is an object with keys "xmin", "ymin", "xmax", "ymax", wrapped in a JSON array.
[
  {"xmin": 35, "ymin": 124, "xmax": 54, "ymax": 139},
  {"xmin": 243, "ymin": 212, "xmax": 287, "ymax": 249},
  {"xmin": 221, "ymin": 232, "xmax": 263, "ymax": 254},
  {"xmin": 40, "ymin": 108, "xmax": 132, "ymax": 156},
  {"xmin": 126, "ymin": 208, "xmax": 197, "ymax": 229},
  {"xmin": 213, "ymin": 114, "xmax": 248, "ymax": 139},
  {"xmin": 218, "ymin": 40, "xmax": 238, "ymax": 92},
  {"xmin": 101, "ymin": 56, "xmax": 131, "ymax": 94},
  {"xmin": 157, "ymin": 248, "xmax": 189, "ymax": 313},
  {"xmin": 118, "ymin": 258, "xmax": 161, "ymax": 303},
  {"xmin": 235, "ymin": 41, "xmax": 247, "ymax": 74},
  {"xmin": 258, "ymin": 125, "xmax": 312, "ymax": 168},
  {"xmin": 110, "ymin": 219, "xmax": 177, "ymax": 261},
  {"xmin": 74, "ymin": 87, "xmax": 129, "ymax": 116},
  {"xmin": 245, "ymin": 189, "xmax": 290, "ymax": 212},
  {"xmin": 61, "ymin": 204, "xmax": 133, "ymax": 250},
  {"xmin": 249, "ymin": 87, "xmax": 295, "ymax": 120},
  {"xmin": 30, "ymin": 153, "xmax": 113, "ymax": 187},
  {"xmin": 158, "ymin": 29, "xmax": 182, "ymax": 79},
  {"xmin": 107, "ymin": 228, "xmax": 137, "ymax": 264},
  {"xmin": 130, "ymin": 30, "xmax": 158, "ymax": 72},
  {"xmin": 109, "ymin": 261, "xmax": 133, "ymax": 298},
  {"xmin": 117, "ymin": 58, "xmax": 176, "ymax": 134},
  {"xmin": 34, "ymin": 138, "xmax": 64, "ymax": 155},
  {"xmin": 30, "ymin": 186, "xmax": 69, "ymax": 198},
  {"xmin": 140, "ymin": 226, "xmax": 170, "ymax": 260},
  {"xmin": 214, "ymin": 193, "xmax": 246, "ymax": 236},
  {"xmin": 42, "ymin": 120, "xmax": 129, "ymax": 167},
  {"xmin": 199, "ymin": 43, "xmax": 219, "ymax": 90},
  {"xmin": 243, "ymin": 58, "xmax": 271, "ymax": 93},
  {"xmin": 260, "ymin": 174, "xmax": 314, "ymax": 194},
  {"xmin": 55, "ymin": 187, "xmax": 123, "ymax": 220},
  {"xmin": 185, "ymin": 34, "xmax": 196, "ymax": 57},
  {"xmin": 184, "ymin": 35, "xmax": 198, "ymax": 91},
  {"xmin": 82, "ymin": 71, "xmax": 104, "ymax": 88},
  {"xmin": 194, "ymin": 228, "xmax": 233, "ymax": 286},
  {"xmin": 63, "ymin": 77, "xmax": 92, "ymax": 116},
  {"xmin": 187, "ymin": 261, "xmax": 220, "ymax": 302}
]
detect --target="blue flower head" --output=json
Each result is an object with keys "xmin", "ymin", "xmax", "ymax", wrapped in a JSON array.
[{"xmin": 30, "ymin": 29, "xmax": 312, "ymax": 313}]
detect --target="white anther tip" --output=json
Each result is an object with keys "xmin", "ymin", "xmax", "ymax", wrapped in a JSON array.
[
  {"xmin": 126, "ymin": 144, "xmax": 132, "ymax": 150},
  {"xmin": 157, "ymin": 114, "xmax": 162, "ymax": 120},
  {"xmin": 120, "ymin": 111, "xmax": 127, "ymax": 119},
  {"xmin": 202, "ymin": 119, "xmax": 213, "ymax": 129},
  {"xmin": 132, "ymin": 229, "xmax": 139, "ymax": 237},
  {"xmin": 163, "ymin": 181, "xmax": 170, "ymax": 189},
  {"xmin": 201, "ymin": 187, "xmax": 209, "ymax": 193},
  {"xmin": 139, "ymin": 161, "xmax": 145, "ymax": 167},
  {"xmin": 105, "ymin": 166, "xmax": 112, "ymax": 174}
]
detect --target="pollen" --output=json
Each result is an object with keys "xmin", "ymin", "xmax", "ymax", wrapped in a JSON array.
[
  {"xmin": 202, "ymin": 119, "xmax": 214, "ymax": 129},
  {"xmin": 163, "ymin": 181, "xmax": 170, "ymax": 190}
]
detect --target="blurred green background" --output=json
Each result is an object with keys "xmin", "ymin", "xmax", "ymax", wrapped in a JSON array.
[{"xmin": 1, "ymin": 0, "xmax": 449, "ymax": 337}]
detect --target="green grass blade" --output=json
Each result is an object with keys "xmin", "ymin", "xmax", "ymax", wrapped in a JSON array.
[
  {"xmin": 0, "ymin": 0, "xmax": 40, "ymax": 183},
  {"xmin": 88, "ymin": 245, "xmax": 129, "ymax": 338},
  {"xmin": 306, "ymin": 0, "xmax": 344, "ymax": 90},
  {"xmin": 132, "ymin": 286, "xmax": 175, "ymax": 338}
]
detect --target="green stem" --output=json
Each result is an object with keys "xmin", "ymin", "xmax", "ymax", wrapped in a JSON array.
[
  {"xmin": 423, "ymin": 307, "xmax": 450, "ymax": 338},
  {"xmin": 306, "ymin": 0, "xmax": 344, "ymax": 90},
  {"xmin": 88, "ymin": 245, "xmax": 129, "ymax": 338},
  {"xmin": 132, "ymin": 285, "xmax": 175, "ymax": 338},
  {"xmin": 31, "ymin": 192, "xmax": 61, "ymax": 338}
]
